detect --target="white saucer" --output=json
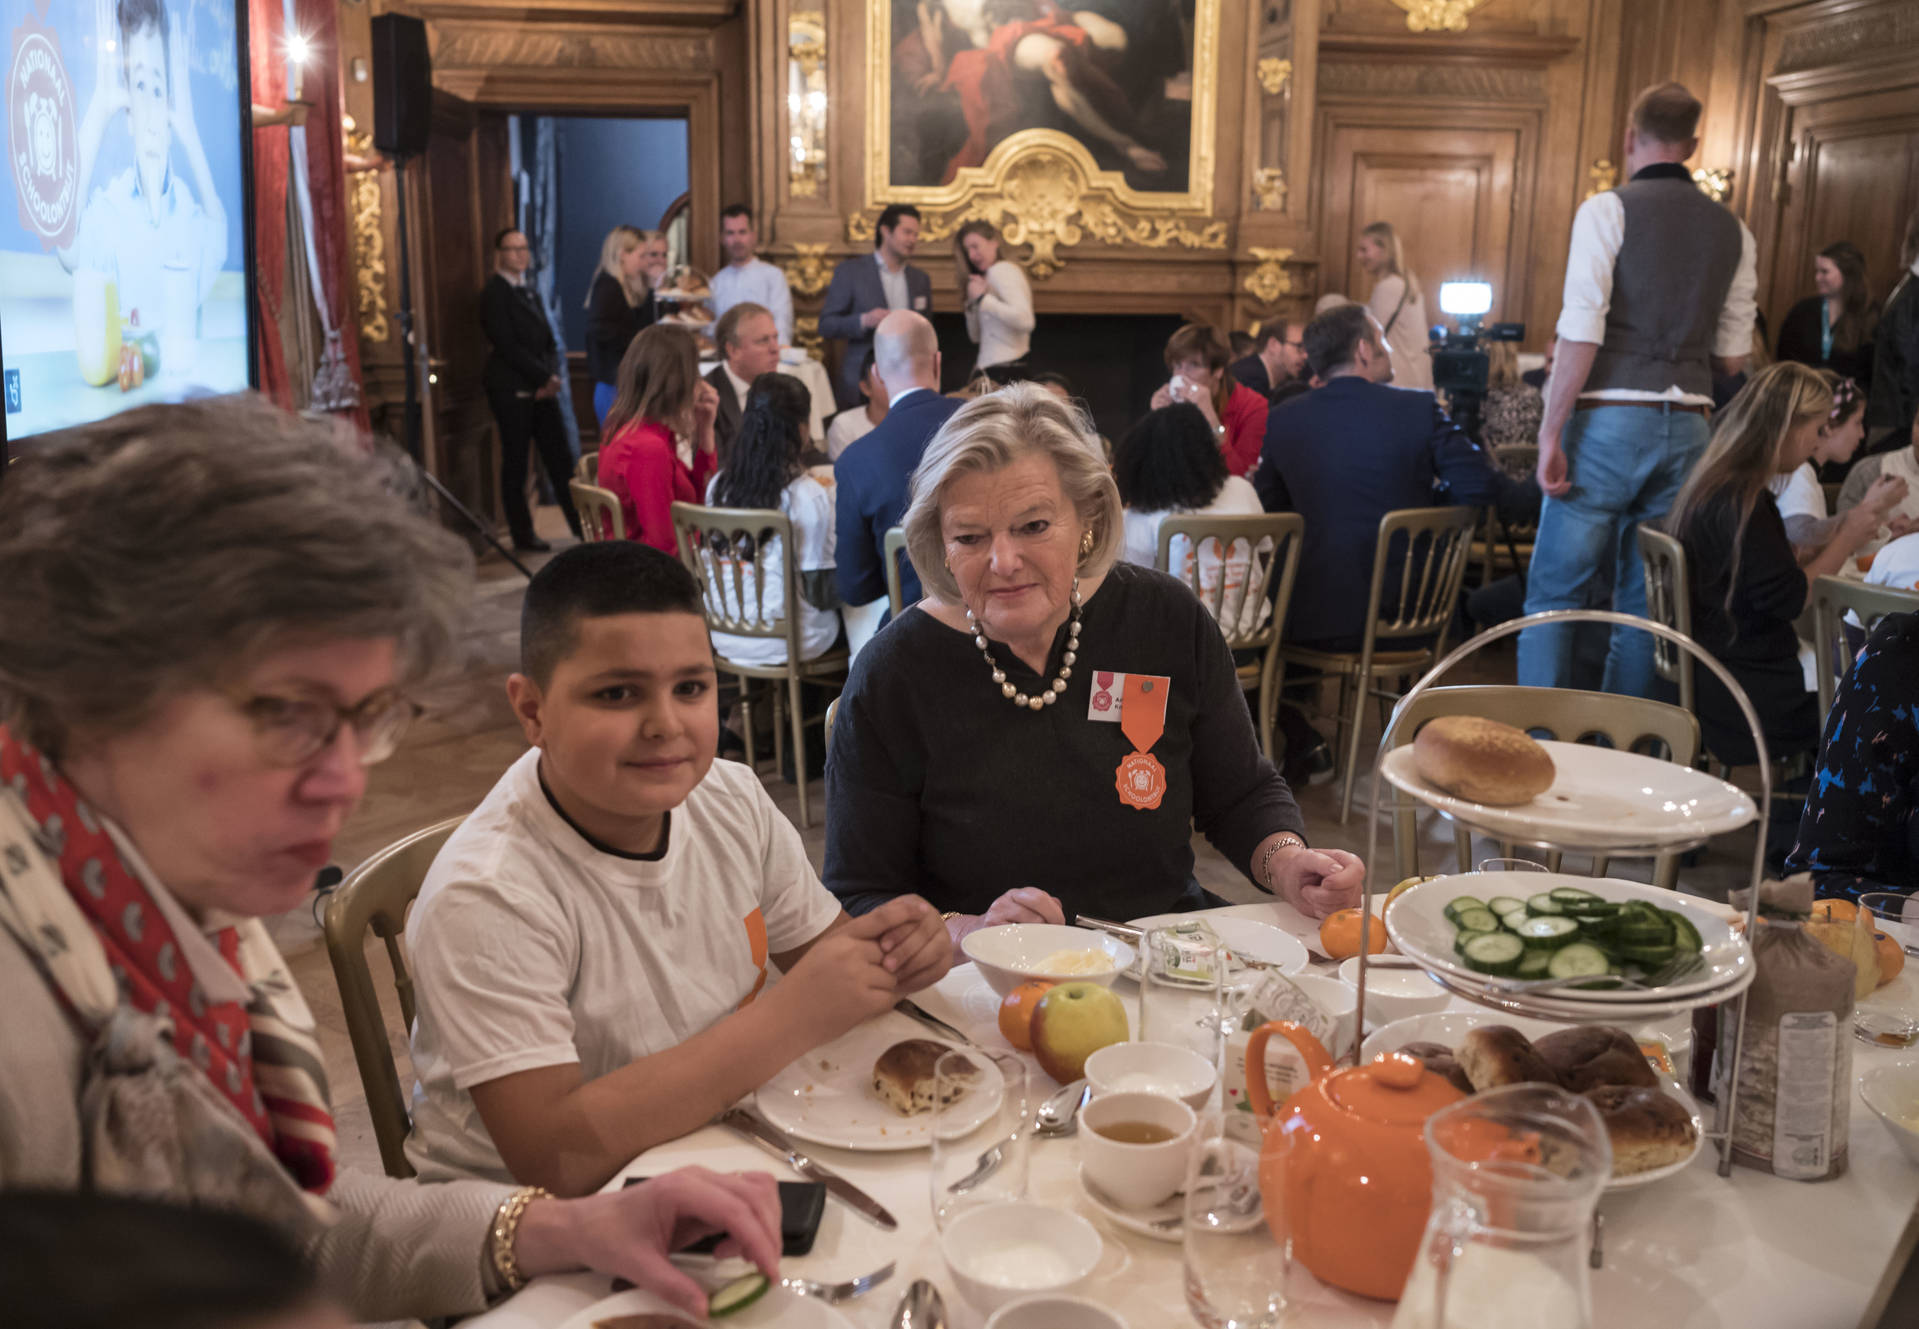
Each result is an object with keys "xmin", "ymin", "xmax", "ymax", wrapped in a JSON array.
[{"xmin": 1076, "ymin": 1163, "xmax": 1183, "ymax": 1242}]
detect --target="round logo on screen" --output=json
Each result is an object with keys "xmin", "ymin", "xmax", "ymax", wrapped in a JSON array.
[{"xmin": 8, "ymin": 17, "xmax": 78, "ymax": 250}]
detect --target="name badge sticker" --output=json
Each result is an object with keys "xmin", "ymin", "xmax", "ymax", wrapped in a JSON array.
[{"xmin": 1088, "ymin": 670, "xmax": 1124, "ymax": 722}]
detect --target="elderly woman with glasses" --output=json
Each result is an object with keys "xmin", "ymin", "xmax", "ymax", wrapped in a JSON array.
[
  {"xmin": 0, "ymin": 402, "xmax": 782, "ymax": 1323},
  {"xmin": 824, "ymin": 384, "xmax": 1365, "ymax": 957}
]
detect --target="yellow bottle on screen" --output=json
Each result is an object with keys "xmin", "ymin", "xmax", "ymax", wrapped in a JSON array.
[{"xmin": 74, "ymin": 270, "xmax": 123, "ymax": 387}]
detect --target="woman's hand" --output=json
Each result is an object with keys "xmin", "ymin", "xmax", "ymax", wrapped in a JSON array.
[
  {"xmin": 513, "ymin": 1168, "xmax": 782, "ymax": 1318},
  {"xmin": 945, "ymin": 888, "xmax": 1066, "ymax": 961},
  {"xmin": 967, "ymin": 274, "xmax": 990, "ymax": 302},
  {"xmin": 692, "ymin": 380, "xmax": 721, "ymax": 445},
  {"xmin": 1861, "ymin": 474, "xmax": 1910, "ymax": 521},
  {"xmin": 1266, "ymin": 845, "xmax": 1364, "ymax": 918},
  {"xmin": 1149, "ymin": 383, "xmax": 1174, "ymax": 412}
]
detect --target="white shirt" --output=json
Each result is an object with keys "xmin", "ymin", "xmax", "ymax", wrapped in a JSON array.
[
  {"xmin": 1367, "ymin": 274, "xmax": 1433, "ymax": 391},
  {"xmin": 70, "ymin": 167, "xmax": 226, "ymax": 339},
  {"xmin": 1119, "ymin": 475, "xmax": 1272, "ymax": 638},
  {"xmin": 701, "ymin": 473, "xmax": 843, "ymax": 667},
  {"xmin": 404, "ymin": 750, "xmax": 841, "ymax": 1182},
  {"xmin": 965, "ymin": 260, "xmax": 1035, "ymax": 368},
  {"xmin": 1867, "ymin": 533, "xmax": 1919, "ymax": 592},
  {"xmin": 826, "ymin": 407, "xmax": 880, "ymax": 460},
  {"xmin": 723, "ymin": 363, "xmax": 755, "ymax": 411},
  {"xmin": 1769, "ymin": 462, "xmax": 1827, "ymax": 524},
  {"xmin": 875, "ymin": 251, "xmax": 910, "ymax": 312},
  {"xmin": 709, "ymin": 258, "xmax": 794, "ymax": 345},
  {"xmin": 1554, "ymin": 187, "xmax": 1758, "ymax": 406}
]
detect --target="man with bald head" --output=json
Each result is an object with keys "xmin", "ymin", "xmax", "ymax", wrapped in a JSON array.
[{"xmin": 835, "ymin": 311, "xmax": 960, "ymax": 633}]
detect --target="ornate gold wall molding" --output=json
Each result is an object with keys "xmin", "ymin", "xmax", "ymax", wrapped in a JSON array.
[
  {"xmin": 1252, "ymin": 168, "xmax": 1288, "ymax": 213},
  {"xmin": 343, "ymin": 120, "xmax": 390, "ymax": 346},
  {"xmin": 847, "ymin": 137, "xmax": 1227, "ymax": 280},
  {"xmin": 428, "ymin": 22, "xmax": 713, "ymax": 71},
  {"xmin": 1775, "ymin": 4, "xmax": 1919, "ymax": 75},
  {"xmin": 1241, "ymin": 247, "xmax": 1295, "ymax": 305},
  {"xmin": 1585, "ymin": 158, "xmax": 1617, "ymax": 199},
  {"xmin": 793, "ymin": 316, "xmax": 822, "ymax": 355},
  {"xmin": 779, "ymin": 242, "xmax": 833, "ymax": 298},
  {"xmin": 1388, "ymin": 0, "xmax": 1492, "ymax": 33},
  {"xmin": 1316, "ymin": 59, "xmax": 1545, "ymax": 102},
  {"xmin": 1256, "ymin": 58, "xmax": 1292, "ymax": 97}
]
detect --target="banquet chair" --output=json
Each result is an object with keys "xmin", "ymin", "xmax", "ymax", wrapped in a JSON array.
[
  {"xmin": 570, "ymin": 480, "xmax": 624, "ymax": 542},
  {"xmin": 1279, "ymin": 505, "xmax": 1479, "ymax": 823},
  {"xmin": 672, "ymin": 502, "xmax": 849, "ymax": 828},
  {"xmin": 884, "ymin": 525, "xmax": 910, "ymax": 620},
  {"xmin": 575, "ymin": 451, "xmax": 599, "ymax": 484},
  {"xmin": 1636, "ymin": 525, "xmax": 1695, "ymax": 714},
  {"xmin": 1387, "ymin": 686, "xmax": 1698, "ymax": 892},
  {"xmin": 1811, "ymin": 575, "xmax": 1919, "ymax": 716},
  {"xmin": 322, "ymin": 816, "xmax": 465, "ymax": 1180},
  {"xmin": 1155, "ymin": 512, "xmax": 1304, "ymax": 761}
]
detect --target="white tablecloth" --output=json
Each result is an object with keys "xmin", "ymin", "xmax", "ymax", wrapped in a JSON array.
[{"xmin": 463, "ymin": 901, "xmax": 1919, "ymax": 1329}]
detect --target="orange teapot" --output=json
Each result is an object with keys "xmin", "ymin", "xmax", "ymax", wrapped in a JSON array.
[{"xmin": 1244, "ymin": 1021, "xmax": 1466, "ymax": 1301}]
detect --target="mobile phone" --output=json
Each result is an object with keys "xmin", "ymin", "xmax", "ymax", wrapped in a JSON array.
[{"xmin": 623, "ymin": 1176, "xmax": 827, "ymax": 1257}]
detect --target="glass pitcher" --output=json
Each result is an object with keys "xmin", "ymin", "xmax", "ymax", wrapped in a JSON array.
[{"xmin": 1391, "ymin": 1084, "xmax": 1611, "ymax": 1329}]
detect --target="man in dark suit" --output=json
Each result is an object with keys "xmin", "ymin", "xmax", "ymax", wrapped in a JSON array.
[
  {"xmin": 1255, "ymin": 303, "xmax": 1520, "ymax": 650},
  {"xmin": 704, "ymin": 301, "xmax": 783, "ymax": 465},
  {"xmin": 835, "ymin": 310, "xmax": 959, "ymax": 618},
  {"xmin": 820, "ymin": 205, "xmax": 934, "ymax": 408},
  {"xmin": 481, "ymin": 228, "xmax": 581, "ymax": 551},
  {"xmin": 1231, "ymin": 317, "xmax": 1309, "ymax": 404}
]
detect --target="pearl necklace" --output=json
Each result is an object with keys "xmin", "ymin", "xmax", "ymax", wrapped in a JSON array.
[{"xmin": 968, "ymin": 579, "xmax": 1082, "ymax": 711}]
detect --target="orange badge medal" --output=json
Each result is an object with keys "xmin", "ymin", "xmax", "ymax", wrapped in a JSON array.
[{"xmin": 1114, "ymin": 674, "xmax": 1170, "ymax": 810}]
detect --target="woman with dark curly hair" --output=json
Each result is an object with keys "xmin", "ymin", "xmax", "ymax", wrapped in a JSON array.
[{"xmin": 706, "ymin": 372, "xmax": 843, "ymax": 666}]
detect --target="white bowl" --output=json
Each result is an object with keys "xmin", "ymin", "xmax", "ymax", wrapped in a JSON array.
[
  {"xmin": 940, "ymin": 1201, "xmax": 1104, "ymax": 1313},
  {"xmin": 987, "ymin": 1296, "xmax": 1131, "ymax": 1329},
  {"xmin": 962, "ymin": 924, "xmax": 1136, "ymax": 997},
  {"xmin": 1338, "ymin": 957, "xmax": 1452, "ymax": 1023},
  {"xmin": 1085, "ymin": 1041, "xmax": 1216, "ymax": 1109},
  {"xmin": 1859, "ymin": 1062, "xmax": 1919, "ymax": 1166}
]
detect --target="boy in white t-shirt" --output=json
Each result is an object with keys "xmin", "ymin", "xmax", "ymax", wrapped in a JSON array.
[{"xmin": 404, "ymin": 543, "xmax": 949, "ymax": 1193}]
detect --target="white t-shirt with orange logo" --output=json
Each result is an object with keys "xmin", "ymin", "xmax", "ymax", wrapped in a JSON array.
[{"xmin": 403, "ymin": 748, "xmax": 840, "ymax": 1183}]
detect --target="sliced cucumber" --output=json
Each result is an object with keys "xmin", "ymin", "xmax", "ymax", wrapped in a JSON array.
[
  {"xmin": 1500, "ymin": 908, "xmax": 1531, "ymax": 933},
  {"xmin": 1566, "ymin": 900, "xmax": 1623, "ymax": 919},
  {"xmin": 1614, "ymin": 920, "xmax": 1675, "ymax": 947},
  {"xmin": 1513, "ymin": 915, "xmax": 1582, "ymax": 949},
  {"xmin": 1525, "ymin": 893, "xmax": 1566, "ymax": 916},
  {"xmin": 1485, "ymin": 896, "xmax": 1527, "ymax": 917},
  {"xmin": 1460, "ymin": 931, "xmax": 1526, "ymax": 976},
  {"xmin": 1546, "ymin": 943, "xmax": 1612, "ymax": 979},
  {"xmin": 1517, "ymin": 949, "xmax": 1552, "ymax": 977},
  {"xmin": 1549, "ymin": 886, "xmax": 1600, "ymax": 904},
  {"xmin": 1454, "ymin": 927, "xmax": 1499, "ymax": 957},
  {"xmin": 709, "ymin": 1273, "xmax": 772, "ymax": 1318},
  {"xmin": 1662, "ymin": 908, "xmax": 1704, "ymax": 953},
  {"xmin": 1453, "ymin": 907, "xmax": 1500, "ymax": 935},
  {"xmin": 1443, "ymin": 896, "xmax": 1489, "ymax": 924},
  {"xmin": 1617, "ymin": 942, "xmax": 1677, "ymax": 968}
]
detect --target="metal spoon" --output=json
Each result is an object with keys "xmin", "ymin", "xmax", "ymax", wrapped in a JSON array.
[
  {"xmin": 891, "ymin": 1278, "xmax": 947, "ymax": 1329},
  {"xmin": 1036, "ymin": 1078, "xmax": 1090, "ymax": 1138}
]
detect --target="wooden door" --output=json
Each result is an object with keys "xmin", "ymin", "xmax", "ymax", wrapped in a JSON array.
[
  {"xmin": 409, "ymin": 89, "xmax": 513, "ymax": 525},
  {"xmin": 1320, "ymin": 124, "xmax": 1524, "ymax": 326}
]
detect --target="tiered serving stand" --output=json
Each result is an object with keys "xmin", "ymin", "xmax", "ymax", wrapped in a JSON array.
[{"xmin": 1349, "ymin": 608, "xmax": 1771, "ymax": 1179}]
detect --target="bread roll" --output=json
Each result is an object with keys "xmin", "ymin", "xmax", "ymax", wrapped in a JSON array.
[
  {"xmin": 1584, "ymin": 1084, "xmax": 1698, "ymax": 1175},
  {"xmin": 1532, "ymin": 1026, "xmax": 1660, "ymax": 1092},
  {"xmin": 1456, "ymin": 1025, "xmax": 1560, "ymax": 1091},
  {"xmin": 871, "ymin": 1039, "xmax": 976, "ymax": 1115},
  {"xmin": 1412, "ymin": 715, "xmax": 1556, "ymax": 805},
  {"xmin": 1399, "ymin": 1040, "xmax": 1474, "ymax": 1095}
]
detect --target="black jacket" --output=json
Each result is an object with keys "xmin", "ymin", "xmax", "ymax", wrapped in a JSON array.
[
  {"xmin": 1776, "ymin": 295, "xmax": 1874, "ymax": 388},
  {"xmin": 1868, "ymin": 273, "xmax": 1919, "ymax": 445},
  {"xmin": 705, "ymin": 364, "xmax": 745, "ymax": 466},
  {"xmin": 585, "ymin": 273, "xmax": 657, "ymax": 387},
  {"xmin": 481, "ymin": 274, "xmax": 559, "ymax": 394}
]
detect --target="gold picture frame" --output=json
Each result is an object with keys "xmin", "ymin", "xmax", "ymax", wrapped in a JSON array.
[{"xmin": 863, "ymin": 0, "xmax": 1221, "ymax": 270}]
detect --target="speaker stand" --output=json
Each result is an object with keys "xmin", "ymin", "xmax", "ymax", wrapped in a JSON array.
[{"xmin": 389, "ymin": 151, "xmax": 534, "ymax": 582}]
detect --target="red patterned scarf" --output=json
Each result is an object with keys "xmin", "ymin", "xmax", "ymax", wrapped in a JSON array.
[{"xmin": 0, "ymin": 729, "xmax": 337, "ymax": 1193}]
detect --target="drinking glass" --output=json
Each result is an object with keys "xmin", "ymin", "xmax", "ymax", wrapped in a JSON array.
[
  {"xmin": 1184, "ymin": 1127, "xmax": 1286, "ymax": 1329},
  {"xmin": 1476, "ymin": 857, "xmax": 1548, "ymax": 873},
  {"xmin": 1140, "ymin": 926, "xmax": 1230, "ymax": 1089},
  {"xmin": 1855, "ymin": 892, "xmax": 1919, "ymax": 1048},
  {"xmin": 930, "ymin": 1047, "xmax": 1031, "ymax": 1231}
]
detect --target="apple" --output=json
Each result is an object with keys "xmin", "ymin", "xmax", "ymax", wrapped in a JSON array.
[{"xmin": 1029, "ymin": 981, "xmax": 1130, "ymax": 1083}]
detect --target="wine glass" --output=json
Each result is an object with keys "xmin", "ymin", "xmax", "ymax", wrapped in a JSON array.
[
  {"xmin": 929, "ymin": 1047, "xmax": 1031, "ymax": 1231},
  {"xmin": 1139, "ymin": 926, "xmax": 1230, "ymax": 1090},
  {"xmin": 1476, "ymin": 856, "xmax": 1549, "ymax": 873},
  {"xmin": 1184, "ymin": 1126, "xmax": 1286, "ymax": 1328},
  {"xmin": 1855, "ymin": 892, "xmax": 1919, "ymax": 1048}
]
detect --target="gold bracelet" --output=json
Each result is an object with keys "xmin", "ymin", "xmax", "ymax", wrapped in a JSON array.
[{"xmin": 490, "ymin": 1185, "xmax": 552, "ymax": 1293}]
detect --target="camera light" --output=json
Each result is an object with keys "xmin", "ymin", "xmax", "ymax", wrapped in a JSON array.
[{"xmin": 1439, "ymin": 281, "xmax": 1493, "ymax": 317}]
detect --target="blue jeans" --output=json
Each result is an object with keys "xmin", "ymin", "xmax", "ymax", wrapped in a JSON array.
[
  {"xmin": 1517, "ymin": 404, "xmax": 1709, "ymax": 696},
  {"xmin": 593, "ymin": 380, "xmax": 617, "ymax": 428}
]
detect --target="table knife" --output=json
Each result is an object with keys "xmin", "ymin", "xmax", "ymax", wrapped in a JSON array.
[
  {"xmin": 894, "ymin": 999, "xmax": 979, "ymax": 1047},
  {"xmin": 717, "ymin": 1107, "xmax": 899, "ymax": 1231}
]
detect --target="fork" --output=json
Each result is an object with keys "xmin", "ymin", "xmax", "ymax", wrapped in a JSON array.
[{"xmin": 782, "ymin": 1260, "xmax": 897, "ymax": 1303}]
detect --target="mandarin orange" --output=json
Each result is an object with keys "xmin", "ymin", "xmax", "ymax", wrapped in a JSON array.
[
  {"xmin": 1875, "ymin": 930, "xmax": 1905, "ymax": 988},
  {"xmin": 1811, "ymin": 899, "xmax": 1858, "ymax": 922},
  {"xmin": 1319, "ymin": 907, "xmax": 1388, "ymax": 960},
  {"xmin": 998, "ymin": 979, "xmax": 1056, "ymax": 1051}
]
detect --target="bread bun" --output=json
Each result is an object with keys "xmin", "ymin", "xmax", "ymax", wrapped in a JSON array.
[
  {"xmin": 871, "ymin": 1039, "xmax": 976, "ymax": 1116},
  {"xmin": 1399, "ymin": 1040, "xmax": 1474, "ymax": 1095},
  {"xmin": 1412, "ymin": 716, "xmax": 1555, "ymax": 806},
  {"xmin": 1456, "ymin": 1025, "xmax": 1561, "ymax": 1091},
  {"xmin": 1584, "ymin": 1084, "xmax": 1697, "ymax": 1175},
  {"xmin": 1532, "ymin": 1026, "xmax": 1660, "ymax": 1092}
]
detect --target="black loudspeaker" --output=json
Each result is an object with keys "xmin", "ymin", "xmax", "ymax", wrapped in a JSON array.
[{"xmin": 370, "ymin": 14, "xmax": 431, "ymax": 157}]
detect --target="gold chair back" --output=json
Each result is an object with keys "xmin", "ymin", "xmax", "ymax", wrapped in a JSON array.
[
  {"xmin": 575, "ymin": 451, "xmax": 599, "ymax": 484},
  {"xmin": 1810, "ymin": 575, "xmax": 1919, "ymax": 716},
  {"xmin": 571, "ymin": 480, "xmax": 625, "ymax": 542},
  {"xmin": 1369, "ymin": 505, "xmax": 1478, "ymax": 644},
  {"xmin": 1636, "ymin": 524, "xmax": 1694, "ymax": 713},
  {"xmin": 883, "ymin": 525, "xmax": 910, "ymax": 620},
  {"xmin": 322, "ymin": 816, "xmax": 464, "ymax": 1179}
]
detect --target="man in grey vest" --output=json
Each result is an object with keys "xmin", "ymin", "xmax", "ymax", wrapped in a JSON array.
[{"xmin": 1517, "ymin": 83, "xmax": 1756, "ymax": 696}]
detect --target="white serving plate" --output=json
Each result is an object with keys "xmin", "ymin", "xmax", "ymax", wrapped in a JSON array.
[
  {"xmin": 1385, "ymin": 873, "xmax": 1753, "ymax": 1004},
  {"xmin": 1379, "ymin": 741, "xmax": 1756, "ymax": 850},
  {"xmin": 1124, "ymin": 913, "xmax": 1309, "ymax": 980},
  {"xmin": 755, "ymin": 1015, "xmax": 1004, "ymax": 1152},
  {"xmin": 555, "ymin": 1282, "xmax": 853, "ymax": 1329},
  {"xmin": 1422, "ymin": 965, "xmax": 1753, "ymax": 1022}
]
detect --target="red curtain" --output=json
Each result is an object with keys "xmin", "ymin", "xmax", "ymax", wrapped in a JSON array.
[
  {"xmin": 295, "ymin": 0, "xmax": 368, "ymax": 429},
  {"xmin": 249, "ymin": 0, "xmax": 290, "ymax": 408}
]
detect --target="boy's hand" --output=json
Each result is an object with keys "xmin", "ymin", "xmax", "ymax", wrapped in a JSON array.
[
  {"xmin": 787, "ymin": 920, "xmax": 898, "ymax": 1041},
  {"xmin": 866, "ymin": 894, "xmax": 951, "ymax": 993}
]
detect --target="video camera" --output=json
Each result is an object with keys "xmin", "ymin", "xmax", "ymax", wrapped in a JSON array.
[{"xmin": 1429, "ymin": 282, "xmax": 1524, "ymax": 445}]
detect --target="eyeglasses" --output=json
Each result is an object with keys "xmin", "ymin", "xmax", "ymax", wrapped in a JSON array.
[
  {"xmin": 499, "ymin": 243, "xmax": 531, "ymax": 253},
  {"xmin": 228, "ymin": 688, "xmax": 421, "ymax": 768}
]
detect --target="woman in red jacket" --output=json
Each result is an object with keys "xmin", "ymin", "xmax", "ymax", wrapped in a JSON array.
[
  {"xmin": 597, "ymin": 324, "xmax": 721, "ymax": 552},
  {"xmin": 1149, "ymin": 323, "xmax": 1269, "ymax": 478}
]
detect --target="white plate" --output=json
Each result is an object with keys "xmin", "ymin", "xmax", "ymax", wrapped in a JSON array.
[
  {"xmin": 755, "ymin": 1015, "xmax": 1004, "ymax": 1152},
  {"xmin": 1423, "ymin": 964, "xmax": 1754, "ymax": 1022},
  {"xmin": 1076, "ymin": 1162, "xmax": 1182, "ymax": 1242},
  {"xmin": 1124, "ymin": 913, "xmax": 1310, "ymax": 980},
  {"xmin": 1385, "ymin": 874, "xmax": 1752, "ymax": 1004},
  {"xmin": 555, "ymin": 1283, "xmax": 853, "ymax": 1329},
  {"xmin": 1380, "ymin": 742, "xmax": 1756, "ymax": 850}
]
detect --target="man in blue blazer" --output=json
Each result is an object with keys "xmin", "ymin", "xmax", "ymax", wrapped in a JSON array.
[
  {"xmin": 1255, "ymin": 303, "xmax": 1522, "ymax": 649},
  {"xmin": 835, "ymin": 311, "xmax": 960, "ymax": 617},
  {"xmin": 820, "ymin": 205, "xmax": 934, "ymax": 408}
]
